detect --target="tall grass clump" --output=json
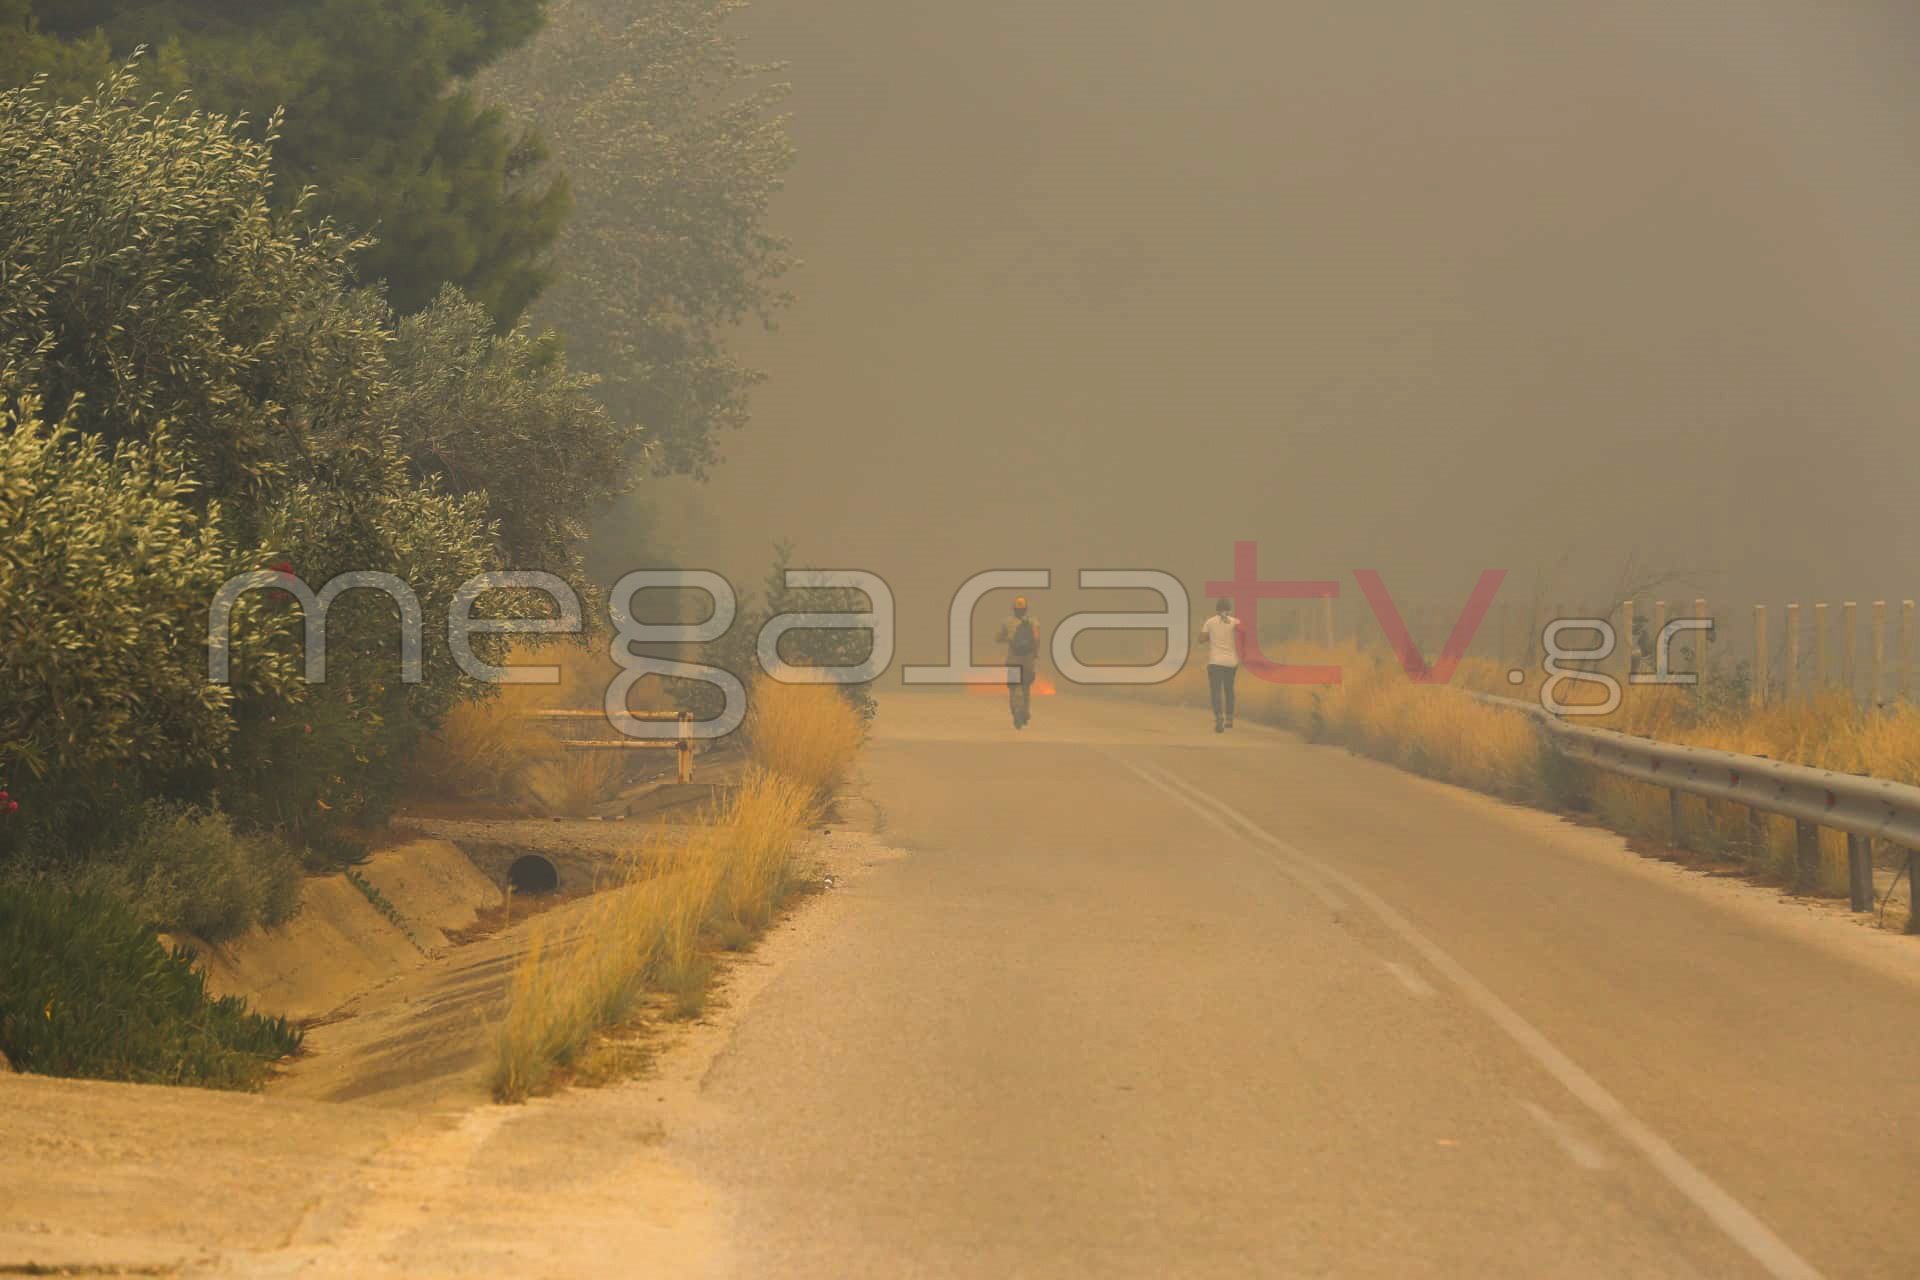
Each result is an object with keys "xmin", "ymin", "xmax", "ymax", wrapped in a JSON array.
[
  {"xmin": 0, "ymin": 883, "xmax": 302, "ymax": 1087},
  {"xmin": 491, "ymin": 769, "xmax": 821, "ymax": 1101},
  {"xmin": 1146, "ymin": 643, "xmax": 1550, "ymax": 803},
  {"xmin": 1145, "ymin": 635, "xmax": 1920, "ymax": 897},
  {"xmin": 409, "ymin": 640, "xmax": 661, "ymax": 814},
  {"xmin": 746, "ymin": 677, "xmax": 867, "ymax": 799}
]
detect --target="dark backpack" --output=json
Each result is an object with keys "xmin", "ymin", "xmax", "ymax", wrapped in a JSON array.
[{"xmin": 1007, "ymin": 617, "xmax": 1037, "ymax": 657}]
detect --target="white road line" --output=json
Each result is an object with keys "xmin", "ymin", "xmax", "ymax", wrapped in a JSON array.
[
  {"xmin": 1122, "ymin": 757, "xmax": 1350, "ymax": 912},
  {"xmin": 1520, "ymin": 1100, "xmax": 1612, "ymax": 1171},
  {"xmin": 1380, "ymin": 959, "xmax": 1436, "ymax": 999},
  {"xmin": 1121, "ymin": 761, "xmax": 1347, "ymax": 912},
  {"xmin": 1126, "ymin": 758, "xmax": 1825, "ymax": 1280}
]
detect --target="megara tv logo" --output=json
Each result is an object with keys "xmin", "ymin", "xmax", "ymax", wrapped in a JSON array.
[{"xmin": 207, "ymin": 541, "xmax": 1692, "ymax": 734}]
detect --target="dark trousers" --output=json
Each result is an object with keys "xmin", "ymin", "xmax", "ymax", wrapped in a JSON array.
[
  {"xmin": 1207, "ymin": 663, "xmax": 1237, "ymax": 722},
  {"xmin": 1008, "ymin": 659, "xmax": 1034, "ymax": 722}
]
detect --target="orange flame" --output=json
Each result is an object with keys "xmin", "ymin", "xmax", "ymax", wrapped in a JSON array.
[{"xmin": 961, "ymin": 673, "xmax": 1057, "ymax": 696}]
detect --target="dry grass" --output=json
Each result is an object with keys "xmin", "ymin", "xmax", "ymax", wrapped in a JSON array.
[
  {"xmin": 413, "ymin": 697, "xmax": 550, "ymax": 800},
  {"xmin": 1140, "ymin": 639, "xmax": 1920, "ymax": 897},
  {"xmin": 523, "ymin": 752, "xmax": 624, "ymax": 819},
  {"xmin": 1137, "ymin": 644, "xmax": 1549, "ymax": 802},
  {"xmin": 490, "ymin": 769, "xmax": 822, "ymax": 1102},
  {"xmin": 410, "ymin": 639, "xmax": 671, "ymax": 814},
  {"xmin": 746, "ymin": 677, "xmax": 867, "ymax": 799}
]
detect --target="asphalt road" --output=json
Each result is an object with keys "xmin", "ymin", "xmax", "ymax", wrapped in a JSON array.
[
  {"xmin": 8, "ymin": 689, "xmax": 1919, "ymax": 1278},
  {"xmin": 675, "ymin": 690, "xmax": 1920, "ymax": 1279}
]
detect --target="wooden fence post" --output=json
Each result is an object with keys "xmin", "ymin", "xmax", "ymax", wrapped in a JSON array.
[
  {"xmin": 1872, "ymin": 601, "xmax": 1886, "ymax": 707},
  {"xmin": 1842, "ymin": 602, "xmax": 1857, "ymax": 701},
  {"xmin": 1694, "ymin": 597, "xmax": 1709, "ymax": 681},
  {"xmin": 1814, "ymin": 603, "xmax": 1829, "ymax": 689},
  {"xmin": 1904, "ymin": 601, "xmax": 1915, "ymax": 702},
  {"xmin": 1753, "ymin": 604, "xmax": 1768, "ymax": 706},
  {"xmin": 1785, "ymin": 603, "xmax": 1800, "ymax": 700},
  {"xmin": 1620, "ymin": 599, "xmax": 1635, "ymax": 680}
]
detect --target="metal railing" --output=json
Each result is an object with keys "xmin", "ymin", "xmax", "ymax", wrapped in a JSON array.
[
  {"xmin": 1472, "ymin": 692, "xmax": 1920, "ymax": 930},
  {"xmin": 522, "ymin": 709, "xmax": 695, "ymax": 784}
]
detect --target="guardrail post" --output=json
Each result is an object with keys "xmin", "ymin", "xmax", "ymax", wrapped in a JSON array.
[
  {"xmin": 1814, "ymin": 603, "xmax": 1828, "ymax": 689},
  {"xmin": 1748, "ymin": 809, "xmax": 1768, "ymax": 864},
  {"xmin": 677, "ymin": 710, "xmax": 694, "ymax": 784},
  {"xmin": 1794, "ymin": 821, "xmax": 1821, "ymax": 895},
  {"xmin": 1871, "ymin": 601, "xmax": 1886, "ymax": 707},
  {"xmin": 1752, "ymin": 605, "xmax": 1768, "ymax": 706},
  {"xmin": 1907, "ymin": 851, "xmax": 1920, "ymax": 934},
  {"xmin": 1842, "ymin": 601, "xmax": 1857, "ymax": 701},
  {"xmin": 1784, "ymin": 603, "xmax": 1800, "ymax": 700},
  {"xmin": 1847, "ymin": 833, "xmax": 1873, "ymax": 912},
  {"xmin": 1668, "ymin": 788, "xmax": 1684, "ymax": 848}
]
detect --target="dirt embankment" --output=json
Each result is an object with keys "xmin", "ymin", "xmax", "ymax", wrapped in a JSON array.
[
  {"xmin": 0, "ymin": 770, "xmax": 882, "ymax": 1278},
  {"xmin": 169, "ymin": 837, "xmax": 504, "ymax": 1024}
]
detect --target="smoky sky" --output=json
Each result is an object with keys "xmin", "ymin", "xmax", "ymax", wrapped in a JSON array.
[{"xmin": 600, "ymin": 0, "xmax": 1920, "ymax": 656}]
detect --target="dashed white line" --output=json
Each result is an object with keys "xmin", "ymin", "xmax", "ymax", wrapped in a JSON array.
[
  {"xmin": 1121, "ymin": 760, "xmax": 1348, "ymax": 912},
  {"xmin": 1380, "ymin": 958, "xmax": 1436, "ymax": 999},
  {"xmin": 1520, "ymin": 1100, "xmax": 1612, "ymax": 1171},
  {"xmin": 1125, "ymin": 757, "xmax": 1824, "ymax": 1280}
]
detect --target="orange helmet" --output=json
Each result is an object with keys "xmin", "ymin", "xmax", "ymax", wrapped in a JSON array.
[{"xmin": 1013, "ymin": 596, "xmax": 1028, "ymax": 610}]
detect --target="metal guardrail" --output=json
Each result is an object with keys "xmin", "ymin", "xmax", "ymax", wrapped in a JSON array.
[
  {"xmin": 1470, "ymin": 692, "xmax": 1920, "ymax": 929},
  {"xmin": 522, "ymin": 709, "xmax": 695, "ymax": 784}
]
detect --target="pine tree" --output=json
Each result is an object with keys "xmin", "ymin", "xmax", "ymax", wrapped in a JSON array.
[{"xmin": 0, "ymin": 1, "xmax": 568, "ymax": 320}]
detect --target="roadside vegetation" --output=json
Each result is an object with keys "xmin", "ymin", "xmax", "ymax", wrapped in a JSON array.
[
  {"xmin": 0, "ymin": 0, "xmax": 796, "ymax": 1087},
  {"xmin": 1143, "ymin": 640, "xmax": 1920, "ymax": 900},
  {"xmin": 745, "ymin": 678, "xmax": 869, "ymax": 801},
  {"xmin": 491, "ymin": 687, "xmax": 865, "ymax": 1102},
  {"xmin": 0, "ymin": 883, "xmax": 302, "ymax": 1087}
]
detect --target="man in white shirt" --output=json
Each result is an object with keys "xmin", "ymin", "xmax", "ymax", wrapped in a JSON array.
[{"xmin": 1198, "ymin": 597, "xmax": 1242, "ymax": 733}]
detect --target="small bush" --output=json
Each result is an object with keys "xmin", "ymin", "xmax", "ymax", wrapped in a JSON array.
[
  {"xmin": 524, "ymin": 752, "xmax": 624, "ymax": 819},
  {"xmin": 746, "ymin": 678, "xmax": 866, "ymax": 799},
  {"xmin": 0, "ymin": 883, "xmax": 302, "ymax": 1087},
  {"xmin": 412, "ymin": 696, "xmax": 551, "ymax": 800},
  {"xmin": 491, "ymin": 769, "xmax": 819, "ymax": 1101},
  {"xmin": 81, "ymin": 803, "xmax": 304, "ymax": 942}
]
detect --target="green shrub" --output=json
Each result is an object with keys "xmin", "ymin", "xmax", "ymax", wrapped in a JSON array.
[
  {"xmin": 6, "ymin": 803, "xmax": 303, "ymax": 943},
  {"xmin": 0, "ymin": 883, "xmax": 302, "ymax": 1088},
  {"xmin": 91, "ymin": 803, "xmax": 303, "ymax": 942},
  {"xmin": 0, "ymin": 406, "xmax": 289, "ymax": 853},
  {"xmin": 0, "ymin": 72, "xmax": 617, "ymax": 874}
]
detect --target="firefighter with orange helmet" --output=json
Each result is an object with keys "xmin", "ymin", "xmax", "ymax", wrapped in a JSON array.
[{"xmin": 995, "ymin": 596, "xmax": 1039, "ymax": 729}]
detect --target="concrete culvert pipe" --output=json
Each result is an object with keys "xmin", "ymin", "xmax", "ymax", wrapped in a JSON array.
[{"xmin": 508, "ymin": 854, "xmax": 560, "ymax": 895}]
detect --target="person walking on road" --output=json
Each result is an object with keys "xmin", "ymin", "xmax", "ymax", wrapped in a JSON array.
[
  {"xmin": 997, "ymin": 596, "xmax": 1040, "ymax": 729},
  {"xmin": 1200, "ymin": 597, "xmax": 1242, "ymax": 733}
]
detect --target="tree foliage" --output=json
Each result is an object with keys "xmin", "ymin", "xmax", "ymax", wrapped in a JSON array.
[
  {"xmin": 389, "ymin": 288, "xmax": 640, "ymax": 578},
  {"xmin": 0, "ymin": 406, "xmax": 264, "ymax": 784},
  {"xmin": 0, "ymin": 73, "xmax": 622, "ymax": 861},
  {"xmin": 0, "ymin": 0, "xmax": 567, "ymax": 320},
  {"xmin": 483, "ymin": 0, "xmax": 795, "ymax": 476}
]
